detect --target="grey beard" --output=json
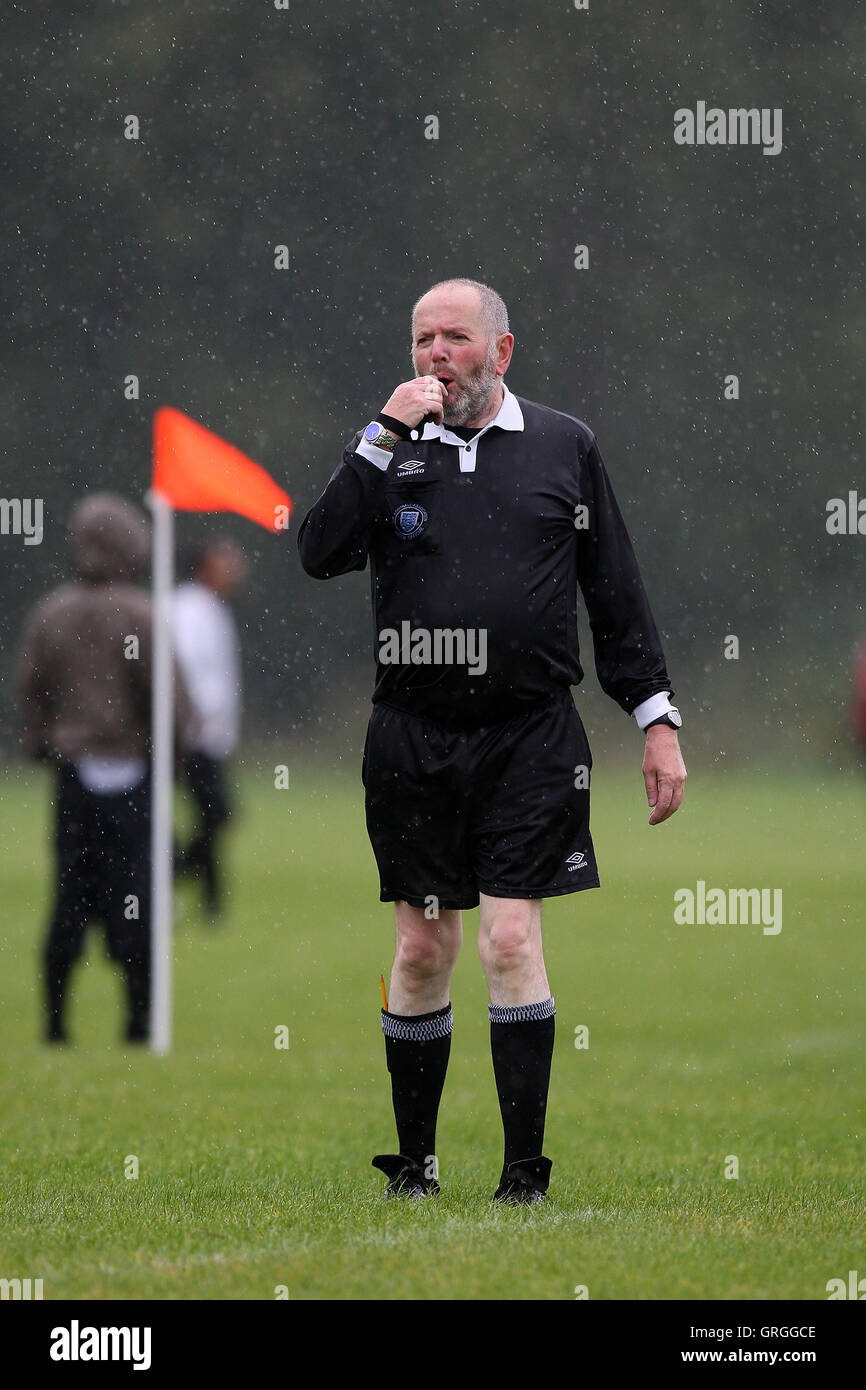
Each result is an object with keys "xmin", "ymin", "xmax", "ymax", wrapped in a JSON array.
[
  {"xmin": 412, "ymin": 346, "xmax": 500, "ymax": 427},
  {"xmin": 442, "ymin": 359, "xmax": 499, "ymax": 427}
]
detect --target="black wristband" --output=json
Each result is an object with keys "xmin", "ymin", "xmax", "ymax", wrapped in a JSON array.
[
  {"xmin": 376, "ymin": 412, "xmax": 412, "ymax": 442},
  {"xmin": 644, "ymin": 714, "xmax": 675, "ymax": 731}
]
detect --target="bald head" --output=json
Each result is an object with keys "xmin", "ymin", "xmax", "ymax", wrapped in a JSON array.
[{"xmin": 412, "ymin": 279, "xmax": 509, "ymax": 350}]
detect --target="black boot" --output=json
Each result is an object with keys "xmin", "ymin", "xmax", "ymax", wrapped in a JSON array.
[
  {"xmin": 493, "ymin": 1155, "xmax": 552, "ymax": 1205},
  {"xmin": 371, "ymin": 1153, "xmax": 440, "ymax": 1198}
]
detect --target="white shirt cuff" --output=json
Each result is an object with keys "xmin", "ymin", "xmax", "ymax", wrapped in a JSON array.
[
  {"xmin": 355, "ymin": 438, "xmax": 393, "ymax": 471},
  {"xmin": 632, "ymin": 692, "xmax": 673, "ymax": 729}
]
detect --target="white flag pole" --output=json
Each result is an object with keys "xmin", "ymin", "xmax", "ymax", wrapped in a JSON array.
[{"xmin": 146, "ymin": 488, "xmax": 174, "ymax": 1054}]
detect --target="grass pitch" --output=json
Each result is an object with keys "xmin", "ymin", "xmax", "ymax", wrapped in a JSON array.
[{"xmin": 0, "ymin": 756, "xmax": 863, "ymax": 1300}]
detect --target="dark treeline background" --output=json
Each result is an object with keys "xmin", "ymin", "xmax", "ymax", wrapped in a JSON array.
[{"xmin": 2, "ymin": 1, "xmax": 862, "ymax": 767}]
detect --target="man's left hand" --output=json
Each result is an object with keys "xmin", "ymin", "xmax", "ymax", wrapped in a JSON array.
[{"xmin": 642, "ymin": 726, "xmax": 687, "ymax": 825}]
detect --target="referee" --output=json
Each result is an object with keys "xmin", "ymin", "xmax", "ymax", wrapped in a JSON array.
[{"xmin": 298, "ymin": 279, "xmax": 686, "ymax": 1204}]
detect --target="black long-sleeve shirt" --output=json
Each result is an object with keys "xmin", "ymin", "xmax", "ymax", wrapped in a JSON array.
[{"xmin": 298, "ymin": 388, "xmax": 673, "ymax": 727}]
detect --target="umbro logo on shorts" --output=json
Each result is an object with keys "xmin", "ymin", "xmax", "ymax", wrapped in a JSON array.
[
  {"xmin": 566, "ymin": 851, "xmax": 588, "ymax": 871},
  {"xmin": 396, "ymin": 460, "xmax": 425, "ymax": 475}
]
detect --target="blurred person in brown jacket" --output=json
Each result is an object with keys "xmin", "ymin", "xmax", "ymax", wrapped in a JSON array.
[{"xmin": 17, "ymin": 493, "xmax": 190, "ymax": 1044}]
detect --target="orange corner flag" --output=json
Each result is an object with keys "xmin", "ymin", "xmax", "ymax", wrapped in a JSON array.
[{"xmin": 153, "ymin": 407, "xmax": 292, "ymax": 533}]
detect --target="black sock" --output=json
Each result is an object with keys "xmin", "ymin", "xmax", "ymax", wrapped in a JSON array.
[
  {"xmin": 489, "ymin": 998, "xmax": 556, "ymax": 1166},
  {"xmin": 382, "ymin": 1004, "xmax": 453, "ymax": 1168},
  {"xmin": 45, "ymin": 957, "xmax": 73, "ymax": 1039},
  {"xmin": 123, "ymin": 954, "xmax": 151, "ymax": 1040}
]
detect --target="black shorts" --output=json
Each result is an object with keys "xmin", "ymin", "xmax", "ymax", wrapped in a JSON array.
[
  {"xmin": 47, "ymin": 762, "xmax": 151, "ymax": 966},
  {"xmin": 362, "ymin": 693, "xmax": 600, "ymax": 910}
]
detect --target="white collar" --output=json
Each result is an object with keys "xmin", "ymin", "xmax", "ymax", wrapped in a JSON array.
[{"xmin": 416, "ymin": 379, "xmax": 524, "ymax": 446}]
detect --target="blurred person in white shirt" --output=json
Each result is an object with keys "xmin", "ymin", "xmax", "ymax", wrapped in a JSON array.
[{"xmin": 173, "ymin": 539, "xmax": 247, "ymax": 916}]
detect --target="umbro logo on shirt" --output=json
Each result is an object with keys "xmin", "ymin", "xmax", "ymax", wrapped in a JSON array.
[
  {"xmin": 566, "ymin": 852, "xmax": 587, "ymax": 871},
  {"xmin": 396, "ymin": 460, "xmax": 425, "ymax": 476}
]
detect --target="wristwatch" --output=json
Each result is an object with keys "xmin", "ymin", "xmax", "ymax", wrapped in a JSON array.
[
  {"xmin": 645, "ymin": 707, "xmax": 683, "ymax": 731},
  {"xmin": 363, "ymin": 421, "xmax": 402, "ymax": 452}
]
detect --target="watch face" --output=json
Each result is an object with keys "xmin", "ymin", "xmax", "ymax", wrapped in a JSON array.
[
  {"xmin": 364, "ymin": 422, "xmax": 381, "ymax": 442},
  {"xmin": 669, "ymin": 708, "xmax": 683, "ymax": 728}
]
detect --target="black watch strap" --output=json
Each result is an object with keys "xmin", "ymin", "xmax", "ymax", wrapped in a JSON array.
[
  {"xmin": 645, "ymin": 714, "xmax": 679, "ymax": 731},
  {"xmin": 376, "ymin": 412, "xmax": 412, "ymax": 442}
]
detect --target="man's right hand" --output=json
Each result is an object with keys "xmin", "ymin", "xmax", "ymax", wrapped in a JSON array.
[{"xmin": 381, "ymin": 376, "xmax": 447, "ymax": 428}]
